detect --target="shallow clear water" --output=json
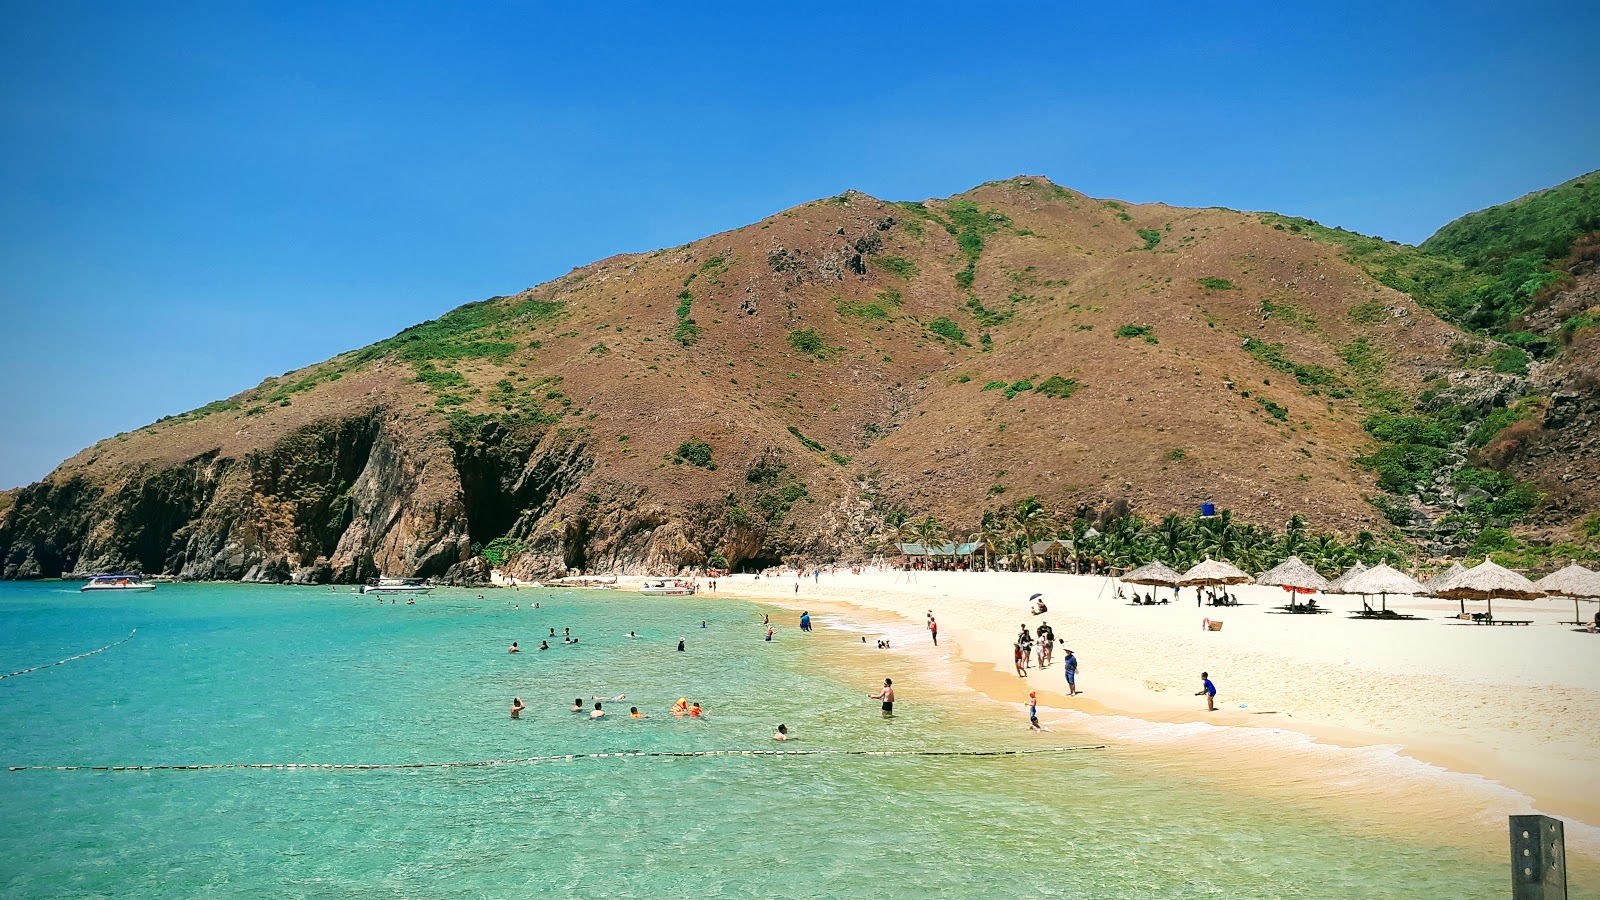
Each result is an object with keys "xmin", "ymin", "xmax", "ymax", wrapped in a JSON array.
[{"xmin": 0, "ymin": 581, "xmax": 1551, "ymax": 897}]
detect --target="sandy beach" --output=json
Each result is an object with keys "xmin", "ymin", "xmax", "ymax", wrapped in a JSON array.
[{"xmin": 626, "ymin": 568, "xmax": 1600, "ymax": 852}]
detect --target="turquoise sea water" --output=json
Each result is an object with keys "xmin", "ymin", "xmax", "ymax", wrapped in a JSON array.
[{"xmin": 0, "ymin": 581, "xmax": 1554, "ymax": 898}]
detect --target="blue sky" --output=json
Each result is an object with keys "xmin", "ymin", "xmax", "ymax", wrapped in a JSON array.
[{"xmin": 2, "ymin": 1, "xmax": 1597, "ymax": 488}]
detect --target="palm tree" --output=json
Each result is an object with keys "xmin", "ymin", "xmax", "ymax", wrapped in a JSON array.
[
  {"xmin": 1154, "ymin": 514, "xmax": 1196, "ymax": 568},
  {"xmin": 1007, "ymin": 497, "xmax": 1055, "ymax": 571},
  {"xmin": 912, "ymin": 515, "xmax": 948, "ymax": 556},
  {"xmin": 1281, "ymin": 513, "xmax": 1308, "ymax": 558}
]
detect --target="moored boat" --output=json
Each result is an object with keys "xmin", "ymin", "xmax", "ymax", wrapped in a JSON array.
[
  {"xmin": 80, "ymin": 574, "xmax": 158, "ymax": 592},
  {"xmin": 639, "ymin": 579, "xmax": 696, "ymax": 596},
  {"xmin": 359, "ymin": 578, "xmax": 433, "ymax": 595}
]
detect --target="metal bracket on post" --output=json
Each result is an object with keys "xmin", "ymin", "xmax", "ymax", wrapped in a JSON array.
[{"xmin": 1510, "ymin": 815, "xmax": 1566, "ymax": 900}]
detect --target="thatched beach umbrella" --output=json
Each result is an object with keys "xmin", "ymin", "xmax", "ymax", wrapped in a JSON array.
[
  {"xmin": 1180, "ymin": 558, "xmax": 1251, "ymax": 585},
  {"xmin": 1120, "ymin": 561, "xmax": 1183, "ymax": 586},
  {"xmin": 1424, "ymin": 561, "xmax": 1466, "ymax": 593},
  {"xmin": 1326, "ymin": 562, "xmax": 1368, "ymax": 594},
  {"xmin": 1180, "ymin": 558, "xmax": 1251, "ymax": 605},
  {"xmin": 1341, "ymin": 563, "xmax": 1426, "ymax": 612},
  {"xmin": 1534, "ymin": 562, "xmax": 1600, "ymax": 625},
  {"xmin": 1255, "ymin": 556, "xmax": 1330, "ymax": 593},
  {"xmin": 1432, "ymin": 556, "xmax": 1543, "ymax": 619}
]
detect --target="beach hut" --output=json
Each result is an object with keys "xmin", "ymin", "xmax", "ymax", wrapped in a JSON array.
[
  {"xmin": 1029, "ymin": 539, "xmax": 1075, "ymax": 569},
  {"xmin": 1533, "ymin": 562, "xmax": 1600, "ymax": 625},
  {"xmin": 1180, "ymin": 558, "xmax": 1250, "ymax": 606},
  {"xmin": 1255, "ymin": 556, "xmax": 1330, "ymax": 610},
  {"xmin": 1326, "ymin": 562, "xmax": 1369, "ymax": 594},
  {"xmin": 1431, "ymin": 556, "xmax": 1544, "ymax": 620},
  {"xmin": 1424, "ymin": 561, "xmax": 1466, "ymax": 593},
  {"xmin": 1340, "ymin": 563, "xmax": 1426, "ymax": 614}
]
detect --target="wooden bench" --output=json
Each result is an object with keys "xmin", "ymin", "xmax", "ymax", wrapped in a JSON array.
[{"xmin": 1470, "ymin": 616, "xmax": 1532, "ymax": 626}]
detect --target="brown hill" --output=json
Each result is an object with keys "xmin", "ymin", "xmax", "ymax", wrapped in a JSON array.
[{"xmin": 0, "ymin": 177, "xmax": 1472, "ymax": 580}]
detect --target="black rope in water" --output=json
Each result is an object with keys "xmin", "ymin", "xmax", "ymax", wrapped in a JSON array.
[
  {"xmin": 0, "ymin": 629, "xmax": 138, "ymax": 681},
  {"xmin": 7, "ymin": 745, "xmax": 1107, "ymax": 773}
]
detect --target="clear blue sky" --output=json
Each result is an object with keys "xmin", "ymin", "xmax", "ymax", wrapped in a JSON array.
[{"xmin": 2, "ymin": 2, "xmax": 1597, "ymax": 489}]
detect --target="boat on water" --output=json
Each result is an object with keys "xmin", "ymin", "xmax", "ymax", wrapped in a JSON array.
[
  {"xmin": 639, "ymin": 579, "xmax": 696, "ymax": 596},
  {"xmin": 359, "ymin": 578, "xmax": 433, "ymax": 595},
  {"xmin": 80, "ymin": 574, "xmax": 158, "ymax": 592}
]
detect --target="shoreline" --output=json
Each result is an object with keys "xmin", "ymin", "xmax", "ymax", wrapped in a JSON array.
[{"xmin": 661, "ymin": 569, "xmax": 1600, "ymax": 852}]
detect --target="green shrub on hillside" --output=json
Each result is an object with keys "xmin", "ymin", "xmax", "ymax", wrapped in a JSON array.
[
  {"xmin": 1034, "ymin": 375, "xmax": 1079, "ymax": 399},
  {"xmin": 1137, "ymin": 229, "xmax": 1162, "ymax": 250},
  {"xmin": 787, "ymin": 328, "xmax": 829, "ymax": 356},
  {"xmin": 873, "ymin": 256, "xmax": 918, "ymax": 279},
  {"xmin": 675, "ymin": 439, "xmax": 714, "ymax": 468},
  {"xmin": 927, "ymin": 317, "xmax": 968, "ymax": 345},
  {"xmin": 1197, "ymin": 277, "xmax": 1236, "ymax": 291}
]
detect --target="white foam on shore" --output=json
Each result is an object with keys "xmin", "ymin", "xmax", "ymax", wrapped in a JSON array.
[{"xmin": 1033, "ymin": 699, "xmax": 1600, "ymax": 859}]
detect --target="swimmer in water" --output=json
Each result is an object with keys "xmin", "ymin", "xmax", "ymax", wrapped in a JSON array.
[
  {"xmin": 406, "ymin": 599, "xmax": 414, "ymax": 605},
  {"xmin": 572, "ymin": 698, "xmax": 585, "ymax": 712},
  {"xmin": 677, "ymin": 638, "xmax": 686, "ymax": 652},
  {"xmin": 508, "ymin": 641, "xmax": 520, "ymax": 653},
  {"xmin": 773, "ymin": 724, "xmax": 789, "ymax": 741},
  {"xmin": 689, "ymin": 702, "xmax": 703, "ymax": 718},
  {"xmin": 630, "ymin": 706, "xmax": 649, "ymax": 718},
  {"xmin": 592, "ymin": 694, "xmax": 626, "ymax": 701},
  {"xmin": 590, "ymin": 702, "xmax": 606, "ymax": 719},
  {"xmin": 672, "ymin": 698, "xmax": 688, "ymax": 716},
  {"xmin": 549, "ymin": 628, "xmax": 556, "ymax": 638},
  {"xmin": 539, "ymin": 641, "xmax": 548, "ymax": 651},
  {"xmin": 476, "ymin": 595, "xmax": 484, "ymax": 600},
  {"xmin": 511, "ymin": 697, "xmax": 525, "ymax": 718},
  {"xmin": 627, "ymin": 631, "xmax": 638, "ymax": 638}
]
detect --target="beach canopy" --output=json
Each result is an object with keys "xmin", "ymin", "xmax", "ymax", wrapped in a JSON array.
[
  {"xmin": 1179, "ymin": 558, "xmax": 1251, "ymax": 586},
  {"xmin": 1326, "ymin": 562, "xmax": 1369, "ymax": 593},
  {"xmin": 1424, "ymin": 561, "xmax": 1466, "ymax": 592},
  {"xmin": 1533, "ymin": 562, "xmax": 1600, "ymax": 624},
  {"xmin": 1255, "ymin": 556, "xmax": 1329, "ymax": 592},
  {"xmin": 1431, "ymin": 556, "xmax": 1543, "ymax": 618},
  {"xmin": 1029, "ymin": 539, "xmax": 1075, "ymax": 557},
  {"xmin": 1119, "ymin": 561, "xmax": 1183, "ymax": 586},
  {"xmin": 896, "ymin": 542, "xmax": 980, "ymax": 557},
  {"xmin": 1341, "ymin": 563, "xmax": 1426, "ymax": 612}
]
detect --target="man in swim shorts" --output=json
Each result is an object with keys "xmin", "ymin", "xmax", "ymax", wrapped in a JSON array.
[
  {"xmin": 870, "ymin": 678, "xmax": 895, "ymax": 717},
  {"xmin": 1196, "ymin": 671, "xmax": 1217, "ymax": 711},
  {"xmin": 1063, "ymin": 648, "xmax": 1078, "ymax": 695}
]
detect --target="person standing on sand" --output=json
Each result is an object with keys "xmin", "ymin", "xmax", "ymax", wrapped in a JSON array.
[
  {"xmin": 1196, "ymin": 672, "xmax": 1217, "ymax": 711},
  {"xmin": 927, "ymin": 612, "xmax": 938, "ymax": 646},
  {"xmin": 869, "ymin": 678, "xmax": 895, "ymax": 717},
  {"xmin": 1063, "ymin": 649, "xmax": 1078, "ymax": 695},
  {"xmin": 1013, "ymin": 642, "xmax": 1027, "ymax": 677}
]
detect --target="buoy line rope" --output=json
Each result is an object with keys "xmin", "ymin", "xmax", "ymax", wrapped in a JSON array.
[
  {"xmin": 8, "ymin": 745, "xmax": 1106, "ymax": 773},
  {"xmin": 0, "ymin": 629, "xmax": 138, "ymax": 681}
]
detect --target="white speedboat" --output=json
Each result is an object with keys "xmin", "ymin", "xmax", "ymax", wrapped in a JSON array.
[
  {"xmin": 359, "ymin": 578, "xmax": 433, "ymax": 595},
  {"xmin": 639, "ymin": 579, "xmax": 696, "ymax": 596},
  {"xmin": 80, "ymin": 574, "xmax": 158, "ymax": 592}
]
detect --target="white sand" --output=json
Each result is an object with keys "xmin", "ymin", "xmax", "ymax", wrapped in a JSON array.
[{"xmin": 647, "ymin": 568, "xmax": 1600, "ymax": 836}]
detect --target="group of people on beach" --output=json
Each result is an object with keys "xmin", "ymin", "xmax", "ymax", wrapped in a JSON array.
[{"xmin": 1014, "ymin": 621, "xmax": 1059, "ymax": 675}]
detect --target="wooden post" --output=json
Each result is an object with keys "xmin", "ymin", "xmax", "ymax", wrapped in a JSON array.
[{"xmin": 1510, "ymin": 815, "xmax": 1566, "ymax": 900}]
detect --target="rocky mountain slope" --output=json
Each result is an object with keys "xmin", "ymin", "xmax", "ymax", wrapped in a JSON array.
[{"xmin": 2, "ymin": 174, "xmax": 1593, "ymax": 581}]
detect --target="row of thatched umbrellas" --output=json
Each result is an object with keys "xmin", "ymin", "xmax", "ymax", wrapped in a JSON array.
[{"xmin": 1119, "ymin": 557, "xmax": 1600, "ymax": 622}]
